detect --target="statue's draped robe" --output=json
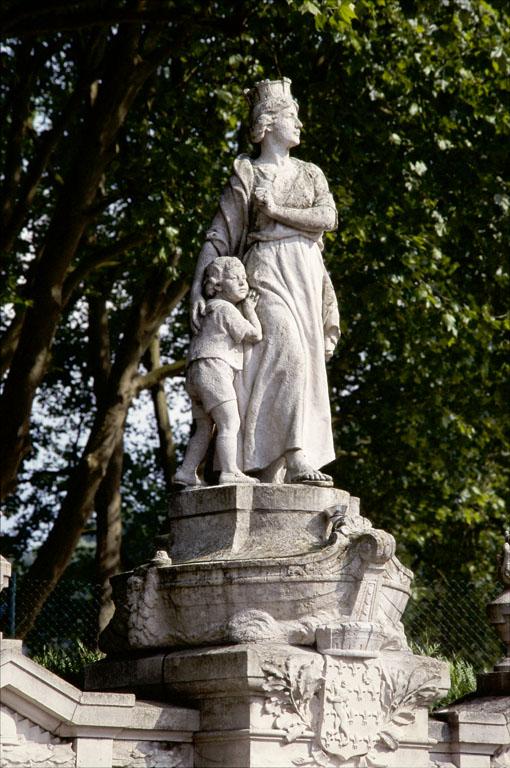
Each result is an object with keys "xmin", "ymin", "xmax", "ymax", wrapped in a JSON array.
[{"xmin": 205, "ymin": 154, "xmax": 339, "ymax": 473}]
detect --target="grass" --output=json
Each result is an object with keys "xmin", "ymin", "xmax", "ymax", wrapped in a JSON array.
[{"xmin": 32, "ymin": 639, "xmax": 105, "ymax": 687}]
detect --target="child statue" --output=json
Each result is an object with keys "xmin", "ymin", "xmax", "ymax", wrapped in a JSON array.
[{"xmin": 174, "ymin": 256, "xmax": 262, "ymax": 487}]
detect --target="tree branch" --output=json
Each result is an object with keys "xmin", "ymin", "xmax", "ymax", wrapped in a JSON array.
[
  {"xmin": 0, "ymin": 41, "xmax": 42, "ymax": 235},
  {"xmin": 0, "ymin": 5, "xmax": 220, "ymax": 37},
  {"xmin": 87, "ymin": 292, "xmax": 111, "ymax": 400},
  {"xmin": 0, "ymin": 20, "xmax": 165, "ymax": 501},
  {"xmin": 142, "ymin": 334, "xmax": 178, "ymax": 489},
  {"xmin": 62, "ymin": 229, "xmax": 154, "ymax": 304},
  {"xmin": 14, "ymin": 266, "xmax": 188, "ymax": 636},
  {"xmin": 134, "ymin": 359, "xmax": 186, "ymax": 393},
  {"xmin": 87, "ymin": 291, "xmax": 123, "ymax": 634},
  {"xmin": 0, "ymin": 75, "xmax": 91, "ymax": 255},
  {"xmin": 0, "ymin": 313, "xmax": 25, "ymax": 380}
]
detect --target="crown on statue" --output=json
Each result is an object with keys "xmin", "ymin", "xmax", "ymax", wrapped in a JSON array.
[
  {"xmin": 244, "ymin": 77, "xmax": 294, "ymax": 116},
  {"xmin": 244, "ymin": 77, "xmax": 294, "ymax": 111}
]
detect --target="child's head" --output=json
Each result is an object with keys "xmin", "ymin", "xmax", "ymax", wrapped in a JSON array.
[{"xmin": 203, "ymin": 257, "xmax": 249, "ymax": 304}]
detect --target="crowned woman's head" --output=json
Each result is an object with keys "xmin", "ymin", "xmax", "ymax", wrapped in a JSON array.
[{"xmin": 245, "ymin": 77, "xmax": 300, "ymax": 145}]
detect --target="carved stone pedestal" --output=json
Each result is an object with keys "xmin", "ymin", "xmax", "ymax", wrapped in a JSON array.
[
  {"xmin": 99, "ymin": 485, "xmax": 413, "ymax": 653},
  {"xmin": 87, "ymin": 485, "xmax": 450, "ymax": 767},
  {"xmin": 86, "ymin": 643, "xmax": 448, "ymax": 768}
]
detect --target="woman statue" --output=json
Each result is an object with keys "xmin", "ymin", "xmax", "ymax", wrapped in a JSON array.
[{"xmin": 190, "ymin": 77, "xmax": 339, "ymax": 485}]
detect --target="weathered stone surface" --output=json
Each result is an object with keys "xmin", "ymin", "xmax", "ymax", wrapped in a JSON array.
[
  {"xmin": 87, "ymin": 643, "xmax": 449, "ymax": 768},
  {"xmin": 0, "ymin": 642, "xmax": 198, "ymax": 768},
  {"xmin": 430, "ymin": 696, "xmax": 510, "ymax": 768},
  {"xmin": 161, "ymin": 484, "xmax": 354, "ymax": 561},
  {"xmin": 1, "ymin": 554, "xmax": 12, "ymax": 590},
  {"xmin": 174, "ymin": 258, "xmax": 262, "ymax": 487},
  {"xmin": 90, "ymin": 482, "xmax": 448, "ymax": 767},
  {"xmin": 1, "ymin": 554, "xmax": 12, "ymax": 642},
  {"xmin": 99, "ymin": 486, "xmax": 412, "ymax": 653},
  {"xmin": 187, "ymin": 77, "xmax": 339, "ymax": 485},
  {"xmin": 483, "ymin": 529, "xmax": 510, "ymax": 697},
  {"xmin": 429, "ymin": 532, "xmax": 510, "ymax": 768},
  {"xmin": 0, "ymin": 704, "xmax": 77, "ymax": 767}
]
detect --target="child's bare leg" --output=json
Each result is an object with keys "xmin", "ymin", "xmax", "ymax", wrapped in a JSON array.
[
  {"xmin": 174, "ymin": 415, "xmax": 213, "ymax": 486},
  {"xmin": 210, "ymin": 400, "xmax": 258, "ymax": 484}
]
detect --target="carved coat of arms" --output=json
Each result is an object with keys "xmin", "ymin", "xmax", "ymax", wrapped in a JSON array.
[
  {"xmin": 319, "ymin": 656, "xmax": 384, "ymax": 761},
  {"xmin": 262, "ymin": 652, "xmax": 445, "ymax": 768}
]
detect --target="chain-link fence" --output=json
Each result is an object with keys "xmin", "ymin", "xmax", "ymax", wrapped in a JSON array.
[
  {"xmin": 403, "ymin": 577, "xmax": 502, "ymax": 670},
  {"xmin": 0, "ymin": 575, "xmax": 102, "ymax": 656},
  {"xmin": 0, "ymin": 573, "xmax": 503, "ymax": 672}
]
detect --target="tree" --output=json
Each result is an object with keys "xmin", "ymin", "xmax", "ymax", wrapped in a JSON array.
[
  {"xmin": 1, "ymin": 0, "xmax": 508, "ymax": 639},
  {"xmin": 320, "ymin": 0, "xmax": 510, "ymax": 585},
  {"xmin": 1, "ymin": 0, "xmax": 262, "ymax": 633}
]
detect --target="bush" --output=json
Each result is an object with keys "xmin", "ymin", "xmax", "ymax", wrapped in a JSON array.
[{"xmin": 411, "ymin": 640, "xmax": 478, "ymax": 707}]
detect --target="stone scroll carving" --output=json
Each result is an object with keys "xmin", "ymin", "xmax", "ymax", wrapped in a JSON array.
[{"xmin": 262, "ymin": 652, "xmax": 445, "ymax": 768}]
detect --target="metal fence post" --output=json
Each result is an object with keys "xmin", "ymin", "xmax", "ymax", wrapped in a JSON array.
[{"xmin": 8, "ymin": 570, "xmax": 16, "ymax": 638}]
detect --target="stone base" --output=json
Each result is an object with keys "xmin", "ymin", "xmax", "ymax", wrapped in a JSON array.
[
  {"xmin": 159, "ymin": 484, "xmax": 354, "ymax": 562},
  {"xmin": 99, "ymin": 485, "xmax": 413, "ymax": 654},
  {"xmin": 86, "ymin": 643, "xmax": 449, "ymax": 768},
  {"xmin": 430, "ymin": 654, "xmax": 510, "ymax": 767},
  {"xmin": 430, "ymin": 695, "xmax": 510, "ymax": 768}
]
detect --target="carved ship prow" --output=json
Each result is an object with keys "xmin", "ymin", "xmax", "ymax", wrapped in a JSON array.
[{"xmin": 100, "ymin": 485, "xmax": 413, "ymax": 654}]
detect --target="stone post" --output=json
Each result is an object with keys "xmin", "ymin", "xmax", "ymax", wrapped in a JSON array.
[
  {"xmin": 0, "ymin": 555, "xmax": 21, "ymax": 654},
  {"xmin": 482, "ymin": 529, "xmax": 510, "ymax": 695}
]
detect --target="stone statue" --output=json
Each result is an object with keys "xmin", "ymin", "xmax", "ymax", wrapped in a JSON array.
[
  {"xmin": 501, "ymin": 528, "xmax": 510, "ymax": 585},
  {"xmin": 189, "ymin": 78, "xmax": 340, "ymax": 486},
  {"xmin": 174, "ymin": 257, "xmax": 262, "ymax": 487}
]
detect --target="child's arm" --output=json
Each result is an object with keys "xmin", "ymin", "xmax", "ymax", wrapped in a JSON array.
[{"xmin": 241, "ymin": 290, "xmax": 262, "ymax": 343}]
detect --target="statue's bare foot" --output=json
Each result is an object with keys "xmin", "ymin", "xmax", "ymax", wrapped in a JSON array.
[
  {"xmin": 173, "ymin": 470, "xmax": 204, "ymax": 488},
  {"xmin": 219, "ymin": 471, "xmax": 259, "ymax": 485},
  {"xmin": 287, "ymin": 467, "xmax": 333, "ymax": 487}
]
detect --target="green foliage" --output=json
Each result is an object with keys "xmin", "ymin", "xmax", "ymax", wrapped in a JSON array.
[
  {"xmin": 445, "ymin": 655, "xmax": 478, "ymax": 706},
  {"xmin": 410, "ymin": 640, "xmax": 478, "ymax": 707},
  {"xmin": 32, "ymin": 640, "xmax": 105, "ymax": 687},
  {"xmin": 292, "ymin": 0, "xmax": 358, "ymax": 30},
  {"xmin": 261, "ymin": 0, "xmax": 509, "ymax": 585}
]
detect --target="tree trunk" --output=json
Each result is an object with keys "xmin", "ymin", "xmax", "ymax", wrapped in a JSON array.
[
  {"xmin": 15, "ymin": 272, "xmax": 187, "ymax": 638},
  {"xmin": 95, "ymin": 434, "xmax": 124, "ymax": 634},
  {"xmin": 0, "ymin": 41, "xmax": 43, "ymax": 240},
  {"xmin": 0, "ymin": 25, "xmax": 167, "ymax": 501},
  {"xmin": 144, "ymin": 336, "xmax": 177, "ymax": 491},
  {"xmin": 0, "ymin": 313, "xmax": 24, "ymax": 380},
  {"xmin": 87, "ymin": 293, "xmax": 124, "ymax": 634}
]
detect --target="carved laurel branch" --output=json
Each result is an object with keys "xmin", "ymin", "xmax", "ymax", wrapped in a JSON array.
[
  {"xmin": 0, "ymin": 742, "xmax": 76, "ymax": 767},
  {"xmin": 376, "ymin": 663, "xmax": 443, "ymax": 753},
  {"xmin": 262, "ymin": 655, "xmax": 443, "ymax": 768},
  {"xmin": 262, "ymin": 656, "xmax": 324, "ymax": 745}
]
